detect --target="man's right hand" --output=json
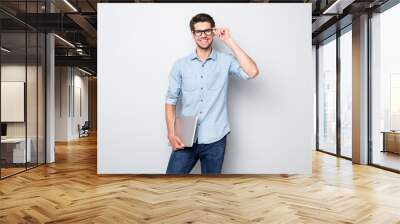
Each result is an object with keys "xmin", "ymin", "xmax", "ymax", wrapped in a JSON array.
[{"xmin": 168, "ymin": 134, "xmax": 185, "ymax": 151}]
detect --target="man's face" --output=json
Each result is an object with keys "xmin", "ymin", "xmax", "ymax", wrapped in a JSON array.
[{"xmin": 192, "ymin": 22, "xmax": 214, "ymax": 50}]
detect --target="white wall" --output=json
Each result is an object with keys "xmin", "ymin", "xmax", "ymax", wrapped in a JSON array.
[
  {"xmin": 98, "ymin": 3, "xmax": 313, "ymax": 174},
  {"xmin": 312, "ymin": 45, "xmax": 317, "ymax": 149},
  {"xmin": 1, "ymin": 65, "xmax": 40, "ymax": 138},
  {"xmin": 55, "ymin": 67, "xmax": 89, "ymax": 141},
  {"xmin": 55, "ymin": 67, "xmax": 69, "ymax": 141}
]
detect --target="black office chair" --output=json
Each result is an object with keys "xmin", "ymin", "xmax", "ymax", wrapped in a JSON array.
[{"xmin": 79, "ymin": 121, "xmax": 90, "ymax": 138}]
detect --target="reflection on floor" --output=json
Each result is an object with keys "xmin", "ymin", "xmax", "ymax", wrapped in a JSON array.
[
  {"xmin": 373, "ymin": 150, "xmax": 400, "ymax": 171},
  {"xmin": 0, "ymin": 135, "xmax": 400, "ymax": 223},
  {"xmin": 0, "ymin": 167, "xmax": 25, "ymax": 177},
  {"xmin": 0, "ymin": 162, "xmax": 42, "ymax": 178},
  {"xmin": 341, "ymin": 148, "xmax": 352, "ymax": 158}
]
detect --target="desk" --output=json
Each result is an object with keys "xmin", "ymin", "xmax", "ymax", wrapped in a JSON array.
[
  {"xmin": 1, "ymin": 138, "xmax": 32, "ymax": 163},
  {"xmin": 381, "ymin": 131, "xmax": 400, "ymax": 154}
]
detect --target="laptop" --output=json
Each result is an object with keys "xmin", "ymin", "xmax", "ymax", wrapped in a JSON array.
[{"xmin": 174, "ymin": 115, "xmax": 198, "ymax": 147}]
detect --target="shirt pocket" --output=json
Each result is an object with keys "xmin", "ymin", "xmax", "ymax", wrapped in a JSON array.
[
  {"xmin": 182, "ymin": 73, "xmax": 197, "ymax": 92},
  {"xmin": 207, "ymin": 70, "xmax": 224, "ymax": 90}
]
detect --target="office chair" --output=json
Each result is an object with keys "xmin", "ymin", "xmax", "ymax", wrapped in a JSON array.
[{"xmin": 79, "ymin": 121, "xmax": 90, "ymax": 138}]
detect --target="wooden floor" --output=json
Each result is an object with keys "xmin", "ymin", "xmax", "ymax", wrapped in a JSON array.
[
  {"xmin": 372, "ymin": 150, "xmax": 400, "ymax": 171},
  {"xmin": 1, "ymin": 135, "xmax": 400, "ymax": 224},
  {"xmin": 0, "ymin": 167, "xmax": 26, "ymax": 178}
]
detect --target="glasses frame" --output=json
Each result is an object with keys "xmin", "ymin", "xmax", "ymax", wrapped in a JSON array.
[{"xmin": 192, "ymin": 28, "xmax": 215, "ymax": 37}]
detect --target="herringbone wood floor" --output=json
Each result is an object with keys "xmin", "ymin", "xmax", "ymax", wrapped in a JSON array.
[{"xmin": 1, "ymin": 134, "xmax": 400, "ymax": 224}]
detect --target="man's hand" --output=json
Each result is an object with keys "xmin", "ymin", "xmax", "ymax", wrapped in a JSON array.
[
  {"xmin": 165, "ymin": 104, "xmax": 185, "ymax": 151},
  {"xmin": 168, "ymin": 134, "xmax": 185, "ymax": 151},
  {"xmin": 213, "ymin": 27, "xmax": 259, "ymax": 78},
  {"xmin": 213, "ymin": 27, "xmax": 232, "ymax": 43}
]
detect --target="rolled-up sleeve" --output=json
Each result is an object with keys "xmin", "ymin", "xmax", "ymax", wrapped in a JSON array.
[
  {"xmin": 228, "ymin": 54, "xmax": 251, "ymax": 80},
  {"xmin": 165, "ymin": 61, "xmax": 182, "ymax": 105}
]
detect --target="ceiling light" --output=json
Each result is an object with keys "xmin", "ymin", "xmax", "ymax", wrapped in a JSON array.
[
  {"xmin": 78, "ymin": 67, "xmax": 93, "ymax": 76},
  {"xmin": 322, "ymin": 0, "xmax": 355, "ymax": 15},
  {"xmin": 1, "ymin": 47, "xmax": 11, "ymax": 53},
  {"xmin": 63, "ymin": 0, "xmax": 78, "ymax": 12},
  {"xmin": 54, "ymin": 34, "xmax": 75, "ymax": 48},
  {"xmin": 323, "ymin": 0, "xmax": 343, "ymax": 14}
]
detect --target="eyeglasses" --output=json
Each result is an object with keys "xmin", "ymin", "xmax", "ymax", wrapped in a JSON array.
[{"xmin": 192, "ymin": 29, "xmax": 214, "ymax": 37}]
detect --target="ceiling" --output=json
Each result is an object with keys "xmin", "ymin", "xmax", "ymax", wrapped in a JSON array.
[{"xmin": 0, "ymin": 0, "xmax": 393, "ymax": 75}]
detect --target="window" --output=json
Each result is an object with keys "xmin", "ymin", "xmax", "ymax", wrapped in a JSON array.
[
  {"xmin": 371, "ymin": 2, "xmax": 400, "ymax": 171},
  {"xmin": 318, "ymin": 37, "xmax": 337, "ymax": 154},
  {"xmin": 339, "ymin": 29, "xmax": 352, "ymax": 158}
]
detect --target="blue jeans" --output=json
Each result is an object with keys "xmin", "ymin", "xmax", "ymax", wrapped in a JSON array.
[{"xmin": 166, "ymin": 135, "xmax": 227, "ymax": 174}]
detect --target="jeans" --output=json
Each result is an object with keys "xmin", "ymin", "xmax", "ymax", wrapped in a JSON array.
[{"xmin": 166, "ymin": 135, "xmax": 227, "ymax": 174}]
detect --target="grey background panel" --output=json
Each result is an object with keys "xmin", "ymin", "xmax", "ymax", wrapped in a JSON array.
[{"xmin": 97, "ymin": 3, "xmax": 313, "ymax": 174}]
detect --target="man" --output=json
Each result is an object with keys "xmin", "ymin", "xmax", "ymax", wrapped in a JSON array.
[{"xmin": 165, "ymin": 13, "xmax": 259, "ymax": 174}]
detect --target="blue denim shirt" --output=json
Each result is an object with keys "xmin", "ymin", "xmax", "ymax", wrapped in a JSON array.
[{"xmin": 165, "ymin": 48, "xmax": 251, "ymax": 144}]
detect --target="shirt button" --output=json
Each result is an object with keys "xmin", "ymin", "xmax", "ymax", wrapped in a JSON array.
[
  {"xmin": 201, "ymin": 87, "xmax": 203, "ymax": 90},
  {"xmin": 200, "ymin": 99, "xmax": 203, "ymax": 102},
  {"xmin": 202, "ymin": 64, "xmax": 204, "ymax": 67},
  {"xmin": 200, "ymin": 111, "xmax": 202, "ymax": 114},
  {"xmin": 201, "ymin": 75, "xmax": 203, "ymax": 78}
]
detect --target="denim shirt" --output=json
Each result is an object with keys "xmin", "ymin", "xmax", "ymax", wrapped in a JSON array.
[{"xmin": 165, "ymin": 48, "xmax": 251, "ymax": 144}]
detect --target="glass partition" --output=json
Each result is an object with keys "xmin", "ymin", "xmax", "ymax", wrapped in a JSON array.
[
  {"xmin": 0, "ymin": 31, "xmax": 28, "ymax": 177},
  {"xmin": 371, "ymin": 3, "xmax": 400, "ymax": 171},
  {"xmin": 27, "ymin": 30, "xmax": 38, "ymax": 169},
  {"xmin": 339, "ymin": 29, "xmax": 352, "ymax": 158},
  {"xmin": 317, "ymin": 36, "xmax": 337, "ymax": 154},
  {"xmin": 38, "ymin": 32, "xmax": 45, "ymax": 165},
  {"xmin": 0, "ymin": 1, "xmax": 46, "ymax": 179}
]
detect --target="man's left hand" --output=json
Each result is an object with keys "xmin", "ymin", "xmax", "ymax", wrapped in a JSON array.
[{"xmin": 213, "ymin": 27, "xmax": 232, "ymax": 43}]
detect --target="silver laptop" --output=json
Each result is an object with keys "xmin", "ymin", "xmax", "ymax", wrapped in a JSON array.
[{"xmin": 174, "ymin": 115, "xmax": 198, "ymax": 147}]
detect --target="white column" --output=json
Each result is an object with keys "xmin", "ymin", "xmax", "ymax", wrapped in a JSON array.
[{"xmin": 46, "ymin": 1, "xmax": 56, "ymax": 163}]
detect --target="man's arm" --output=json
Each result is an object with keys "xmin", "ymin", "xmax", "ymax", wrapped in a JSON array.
[
  {"xmin": 165, "ymin": 104, "xmax": 176, "ymax": 137},
  {"xmin": 165, "ymin": 104, "xmax": 184, "ymax": 150},
  {"xmin": 214, "ymin": 27, "xmax": 259, "ymax": 78},
  {"xmin": 165, "ymin": 61, "xmax": 185, "ymax": 150}
]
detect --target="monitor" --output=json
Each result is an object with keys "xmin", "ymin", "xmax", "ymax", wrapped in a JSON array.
[{"xmin": 1, "ymin": 123, "xmax": 7, "ymax": 137}]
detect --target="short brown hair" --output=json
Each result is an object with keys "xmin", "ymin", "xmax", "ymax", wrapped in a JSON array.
[{"xmin": 189, "ymin": 13, "xmax": 215, "ymax": 31}]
